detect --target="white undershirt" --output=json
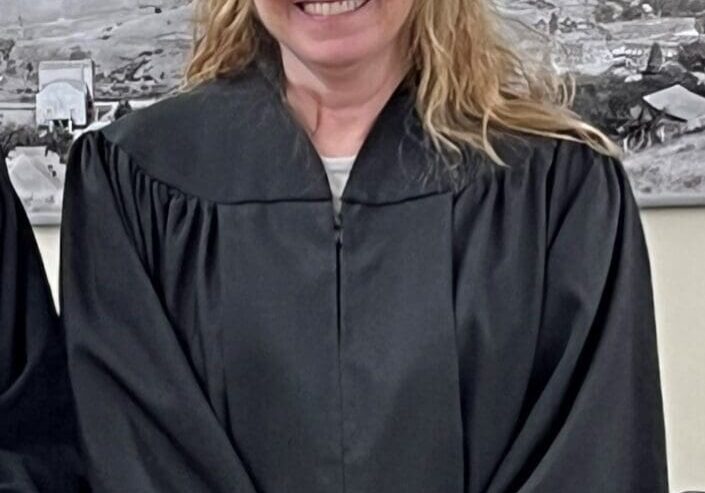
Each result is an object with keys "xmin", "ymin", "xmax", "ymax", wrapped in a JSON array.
[{"xmin": 320, "ymin": 154, "xmax": 356, "ymax": 222}]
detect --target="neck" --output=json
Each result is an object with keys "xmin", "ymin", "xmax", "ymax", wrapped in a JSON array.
[{"xmin": 280, "ymin": 42, "xmax": 410, "ymax": 157}]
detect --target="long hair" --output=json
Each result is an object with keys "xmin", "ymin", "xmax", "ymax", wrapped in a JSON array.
[{"xmin": 180, "ymin": 0, "xmax": 623, "ymax": 169}]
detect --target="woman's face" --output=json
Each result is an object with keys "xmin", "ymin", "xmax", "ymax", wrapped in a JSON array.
[{"xmin": 252, "ymin": 0, "xmax": 415, "ymax": 68}]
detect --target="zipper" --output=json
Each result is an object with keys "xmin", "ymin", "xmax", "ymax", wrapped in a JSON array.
[
  {"xmin": 333, "ymin": 209, "xmax": 346, "ymax": 492},
  {"xmin": 334, "ymin": 211, "xmax": 343, "ymax": 343},
  {"xmin": 334, "ymin": 216, "xmax": 343, "ymax": 250}
]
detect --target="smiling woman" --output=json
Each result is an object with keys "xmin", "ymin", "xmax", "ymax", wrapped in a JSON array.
[{"xmin": 56, "ymin": 0, "xmax": 670, "ymax": 492}]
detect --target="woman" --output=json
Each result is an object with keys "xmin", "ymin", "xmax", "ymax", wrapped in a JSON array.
[{"xmin": 59, "ymin": 0, "xmax": 670, "ymax": 491}]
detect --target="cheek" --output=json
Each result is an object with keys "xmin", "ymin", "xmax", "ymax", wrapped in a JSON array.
[
  {"xmin": 252, "ymin": 0, "xmax": 293, "ymax": 37},
  {"xmin": 370, "ymin": 0, "xmax": 414, "ymax": 42},
  {"xmin": 388, "ymin": 0, "xmax": 415, "ymax": 30}
]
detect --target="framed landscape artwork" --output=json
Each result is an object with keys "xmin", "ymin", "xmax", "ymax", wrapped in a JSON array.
[{"xmin": 1, "ymin": 0, "xmax": 704, "ymax": 224}]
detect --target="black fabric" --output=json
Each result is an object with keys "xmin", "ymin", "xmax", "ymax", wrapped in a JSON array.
[
  {"xmin": 0, "ymin": 153, "xmax": 88, "ymax": 491},
  {"xmin": 59, "ymin": 57, "xmax": 670, "ymax": 492}
]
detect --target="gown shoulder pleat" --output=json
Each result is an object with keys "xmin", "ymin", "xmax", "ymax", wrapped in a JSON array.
[
  {"xmin": 451, "ymin": 138, "xmax": 669, "ymax": 492},
  {"xmin": 60, "ymin": 129, "xmax": 259, "ymax": 492}
]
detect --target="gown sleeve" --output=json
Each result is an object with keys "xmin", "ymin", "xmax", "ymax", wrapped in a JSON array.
[
  {"xmin": 59, "ymin": 130, "xmax": 259, "ymax": 492},
  {"xmin": 0, "ymin": 153, "xmax": 87, "ymax": 492},
  {"xmin": 486, "ymin": 140, "xmax": 670, "ymax": 492}
]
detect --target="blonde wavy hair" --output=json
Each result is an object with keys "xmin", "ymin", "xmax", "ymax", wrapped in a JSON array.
[{"xmin": 181, "ymin": 0, "xmax": 623, "ymax": 169}]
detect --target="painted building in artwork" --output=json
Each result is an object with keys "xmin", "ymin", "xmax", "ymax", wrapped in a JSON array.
[
  {"xmin": 0, "ymin": 101, "xmax": 35, "ymax": 126},
  {"xmin": 35, "ymin": 59, "xmax": 93, "ymax": 129},
  {"xmin": 642, "ymin": 84, "xmax": 705, "ymax": 133},
  {"xmin": 35, "ymin": 80, "xmax": 88, "ymax": 128},
  {"xmin": 5, "ymin": 145, "xmax": 65, "ymax": 225}
]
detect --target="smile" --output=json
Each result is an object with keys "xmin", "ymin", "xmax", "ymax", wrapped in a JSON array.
[{"xmin": 295, "ymin": 0, "xmax": 370, "ymax": 16}]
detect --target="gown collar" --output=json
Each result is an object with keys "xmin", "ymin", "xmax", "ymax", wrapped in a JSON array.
[
  {"xmin": 245, "ymin": 52, "xmax": 475, "ymax": 205},
  {"xmin": 102, "ymin": 51, "xmax": 487, "ymax": 206}
]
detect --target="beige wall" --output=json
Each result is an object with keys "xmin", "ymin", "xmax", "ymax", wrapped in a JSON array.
[
  {"xmin": 642, "ymin": 208, "xmax": 705, "ymax": 493},
  {"xmin": 32, "ymin": 209, "xmax": 705, "ymax": 492}
]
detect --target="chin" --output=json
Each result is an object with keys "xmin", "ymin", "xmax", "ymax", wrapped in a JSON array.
[
  {"xmin": 290, "ymin": 37, "xmax": 380, "ymax": 69},
  {"xmin": 305, "ymin": 49, "xmax": 371, "ymax": 68}
]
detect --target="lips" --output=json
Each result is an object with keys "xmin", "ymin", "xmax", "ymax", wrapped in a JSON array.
[{"xmin": 294, "ymin": 0, "xmax": 370, "ymax": 17}]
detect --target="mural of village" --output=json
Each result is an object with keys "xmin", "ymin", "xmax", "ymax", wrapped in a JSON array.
[{"xmin": 0, "ymin": 0, "xmax": 704, "ymax": 224}]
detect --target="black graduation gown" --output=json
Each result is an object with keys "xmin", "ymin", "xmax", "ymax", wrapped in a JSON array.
[
  {"xmin": 59, "ymin": 56, "xmax": 670, "ymax": 493},
  {"xmin": 0, "ymin": 154, "xmax": 87, "ymax": 491}
]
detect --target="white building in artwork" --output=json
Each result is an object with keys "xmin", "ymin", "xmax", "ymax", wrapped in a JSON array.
[
  {"xmin": 35, "ymin": 80, "xmax": 88, "ymax": 127},
  {"xmin": 35, "ymin": 59, "xmax": 94, "ymax": 129},
  {"xmin": 643, "ymin": 84, "xmax": 705, "ymax": 133},
  {"xmin": 5, "ymin": 146, "xmax": 66, "ymax": 225}
]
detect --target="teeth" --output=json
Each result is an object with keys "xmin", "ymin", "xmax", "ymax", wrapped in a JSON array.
[{"xmin": 301, "ymin": 0, "xmax": 366, "ymax": 16}]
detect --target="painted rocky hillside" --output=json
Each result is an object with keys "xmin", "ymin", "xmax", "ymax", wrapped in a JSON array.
[{"xmin": 0, "ymin": 0, "xmax": 194, "ymax": 102}]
